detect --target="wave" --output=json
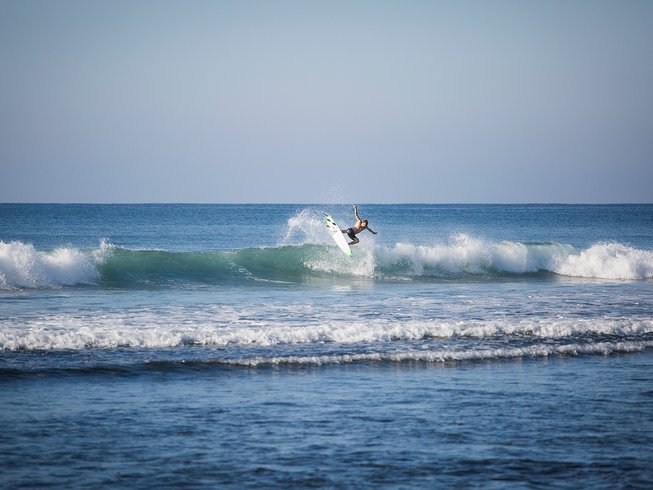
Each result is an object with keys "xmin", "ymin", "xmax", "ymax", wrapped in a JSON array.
[
  {"xmin": 1, "ymin": 236, "xmax": 652, "ymax": 289},
  {"xmin": 377, "ymin": 236, "xmax": 653, "ymax": 280},
  {"xmin": 3, "ymin": 341, "xmax": 651, "ymax": 376},
  {"xmin": 1, "ymin": 312, "xmax": 651, "ymax": 351},
  {"xmin": 222, "ymin": 341, "xmax": 653, "ymax": 367}
]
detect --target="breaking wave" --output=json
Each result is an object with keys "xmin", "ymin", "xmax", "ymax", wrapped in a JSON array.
[
  {"xmin": 0, "ymin": 241, "xmax": 100, "ymax": 289},
  {"xmin": 223, "ymin": 341, "xmax": 653, "ymax": 367},
  {"xmin": 1, "ymin": 236, "xmax": 652, "ymax": 290},
  {"xmin": 1, "ymin": 311, "xmax": 651, "ymax": 351}
]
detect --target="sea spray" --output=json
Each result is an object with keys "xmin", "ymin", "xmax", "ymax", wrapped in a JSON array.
[
  {"xmin": 279, "ymin": 208, "xmax": 331, "ymax": 246},
  {"xmin": 0, "ymin": 241, "xmax": 98, "ymax": 289}
]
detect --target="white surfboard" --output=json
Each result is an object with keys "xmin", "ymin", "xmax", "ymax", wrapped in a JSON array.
[{"xmin": 324, "ymin": 215, "xmax": 352, "ymax": 256}]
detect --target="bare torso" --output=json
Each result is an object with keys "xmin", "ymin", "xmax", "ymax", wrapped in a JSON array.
[{"xmin": 350, "ymin": 219, "xmax": 367, "ymax": 234}]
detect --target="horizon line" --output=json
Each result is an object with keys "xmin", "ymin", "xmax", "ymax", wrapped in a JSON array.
[{"xmin": 1, "ymin": 201, "xmax": 652, "ymax": 206}]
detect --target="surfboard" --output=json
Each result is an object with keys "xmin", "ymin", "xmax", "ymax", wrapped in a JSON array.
[{"xmin": 324, "ymin": 215, "xmax": 352, "ymax": 256}]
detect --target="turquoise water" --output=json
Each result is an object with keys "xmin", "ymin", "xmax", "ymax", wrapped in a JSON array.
[{"xmin": 1, "ymin": 204, "xmax": 652, "ymax": 488}]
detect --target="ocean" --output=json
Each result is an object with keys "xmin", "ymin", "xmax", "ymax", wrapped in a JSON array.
[{"xmin": 1, "ymin": 203, "xmax": 652, "ymax": 488}]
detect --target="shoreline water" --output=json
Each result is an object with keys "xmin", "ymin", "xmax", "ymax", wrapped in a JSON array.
[{"xmin": 2, "ymin": 352, "xmax": 652, "ymax": 489}]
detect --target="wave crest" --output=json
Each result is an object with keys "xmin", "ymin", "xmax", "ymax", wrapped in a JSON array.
[
  {"xmin": 375, "ymin": 235, "xmax": 573, "ymax": 276},
  {"xmin": 0, "ymin": 237, "xmax": 651, "ymax": 289},
  {"xmin": 555, "ymin": 242, "xmax": 653, "ymax": 280},
  {"xmin": 374, "ymin": 236, "xmax": 653, "ymax": 280},
  {"xmin": 0, "ymin": 241, "xmax": 99, "ymax": 289}
]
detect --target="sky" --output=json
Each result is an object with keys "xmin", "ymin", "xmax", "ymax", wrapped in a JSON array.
[{"xmin": 1, "ymin": 0, "xmax": 652, "ymax": 203}]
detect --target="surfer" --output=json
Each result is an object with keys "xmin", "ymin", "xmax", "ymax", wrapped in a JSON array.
[{"xmin": 342, "ymin": 204, "xmax": 377, "ymax": 245}]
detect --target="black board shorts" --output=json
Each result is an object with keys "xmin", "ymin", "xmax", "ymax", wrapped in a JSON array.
[{"xmin": 346, "ymin": 228, "xmax": 356, "ymax": 241}]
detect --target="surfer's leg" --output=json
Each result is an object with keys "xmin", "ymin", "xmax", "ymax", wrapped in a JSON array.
[{"xmin": 349, "ymin": 236, "xmax": 359, "ymax": 245}]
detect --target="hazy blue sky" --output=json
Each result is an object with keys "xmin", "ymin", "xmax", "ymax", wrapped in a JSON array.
[{"xmin": 1, "ymin": 0, "xmax": 651, "ymax": 203}]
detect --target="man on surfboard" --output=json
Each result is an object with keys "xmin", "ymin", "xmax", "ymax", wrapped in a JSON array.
[{"xmin": 342, "ymin": 204, "xmax": 377, "ymax": 245}]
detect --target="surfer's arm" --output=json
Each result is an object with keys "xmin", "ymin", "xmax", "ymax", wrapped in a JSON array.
[
  {"xmin": 353, "ymin": 204, "xmax": 361, "ymax": 221},
  {"xmin": 367, "ymin": 227, "xmax": 377, "ymax": 234}
]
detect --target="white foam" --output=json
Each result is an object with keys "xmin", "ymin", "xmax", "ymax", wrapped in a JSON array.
[
  {"xmin": 0, "ymin": 241, "xmax": 99, "ymax": 289},
  {"xmin": 373, "ymin": 235, "xmax": 653, "ymax": 280},
  {"xmin": 305, "ymin": 244, "xmax": 377, "ymax": 277},
  {"xmin": 227, "ymin": 341, "xmax": 653, "ymax": 366},
  {"xmin": 374, "ymin": 234, "xmax": 571, "ymax": 276},
  {"xmin": 1, "ymin": 308, "xmax": 651, "ymax": 351},
  {"xmin": 554, "ymin": 242, "xmax": 653, "ymax": 280}
]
